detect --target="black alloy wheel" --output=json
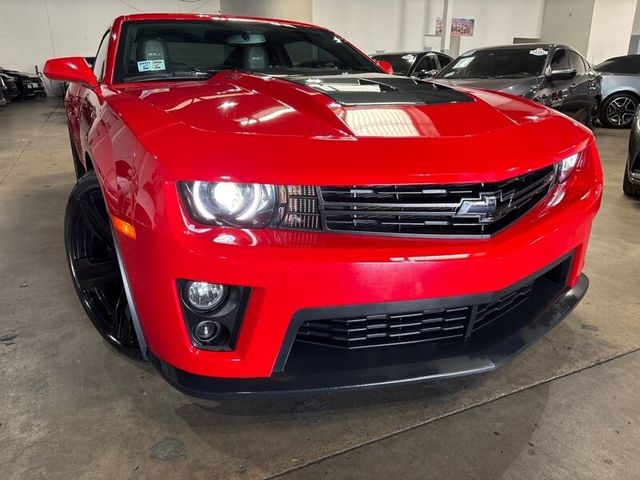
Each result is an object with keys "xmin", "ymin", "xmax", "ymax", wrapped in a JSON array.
[
  {"xmin": 65, "ymin": 171, "xmax": 140, "ymax": 355},
  {"xmin": 600, "ymin": 93, "xmax": 638, "ymax": 128}
]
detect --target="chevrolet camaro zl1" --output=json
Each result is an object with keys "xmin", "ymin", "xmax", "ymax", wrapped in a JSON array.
[{"xmin": 44, "ymin": 13, "xmax": 602, "ymax": 397}]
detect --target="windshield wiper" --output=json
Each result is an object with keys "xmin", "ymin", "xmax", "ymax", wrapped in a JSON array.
[
  {"xmin": 122, "ymin": 70, "xmax": 223, "ymax": 83},
  {"xmin": 493, "ymin": 73, "xmax": 533, "ymax": 78}
]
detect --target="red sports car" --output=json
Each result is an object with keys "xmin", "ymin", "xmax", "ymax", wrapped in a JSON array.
[{"xmin": 44, "ymin": 13, "xmax": 602, "ymax": 397}]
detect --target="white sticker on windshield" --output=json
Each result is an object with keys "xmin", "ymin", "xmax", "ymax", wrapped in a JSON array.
[
  {"xmin": 137, "ymin": 60, "xmax": 166, "ymax": 72},
  {"xmin": 402, "ymin": 54, "xmax": 416, "ymax": 62},
  {"xmin": 529, "ymin": 48, "xmax": 548, "ymax": 56},
  {"xmin": 453, "ymin": 57, "xmax": 474, "ymax": 69}
]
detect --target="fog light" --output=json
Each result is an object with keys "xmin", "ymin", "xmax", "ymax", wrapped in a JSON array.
[
  {"xmin": 194, "ymin": 320, "xmax": 220, "ymax": 342},
  {"xmin": 184, "ymin": 281, "xmax": 226, "ymax": 312}
]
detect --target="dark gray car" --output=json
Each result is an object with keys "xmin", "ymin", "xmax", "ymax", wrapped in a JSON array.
[
  {"xmin": 595, "ymin": 55, "xmax": 640, "ymax": 128},
  {"xmin": 435, "ymin": 44, "xmax": 601, "ymax": 128}
]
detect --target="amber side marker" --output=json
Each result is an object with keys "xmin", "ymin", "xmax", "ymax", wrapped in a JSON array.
[{"xmin": 112, "ymin": 216, "xmax": 137, "ymax": 240}]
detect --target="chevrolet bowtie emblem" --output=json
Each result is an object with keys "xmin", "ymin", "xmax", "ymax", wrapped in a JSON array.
[{"xmin": 455, "ymin": 191, "xmax": 514, "ymax": 223}]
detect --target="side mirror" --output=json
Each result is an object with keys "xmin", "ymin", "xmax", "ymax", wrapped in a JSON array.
[
  {"xmin": 43, "ymin": 57, "xmax": 98, "ymax": 88},
  {"xmin": 374, "ymin": 60, "xmax": 394, "ymax": 75},
  {"xmin": 415, "ymin": 69, "xmax": 439, "ymax": 79},
  {"xmin": 546, "ymin": 68, "xmax": 576, "ymax": 81}
]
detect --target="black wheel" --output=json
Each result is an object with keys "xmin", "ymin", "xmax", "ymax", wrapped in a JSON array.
[
  {"xmin": 65, "ymin": 171, "xmax": 140, "ymax": 355},
  {"xmin": 623, "ymin": 166, "xmax": 640, "ymax": 197},
  {"xmin": 600, "ymin": 93, "xmax": 638, "ymax": 128}
]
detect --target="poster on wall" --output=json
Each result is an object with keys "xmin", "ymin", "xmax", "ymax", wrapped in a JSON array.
[{"xmin": 435, "ymin": 17, "xmax": 475, "ymax": 36}]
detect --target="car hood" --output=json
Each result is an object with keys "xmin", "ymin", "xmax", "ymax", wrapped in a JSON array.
[
  {"xmin": 104, "ymin": 72, "xmax": 590, "ymax": 185},
  {"xmin": 112, "ymin": 72, "xmax": 546, "ymax": 139},
  {"xmin": 433, "ymin": 77, "xmax": 539, "ymax": 98}
]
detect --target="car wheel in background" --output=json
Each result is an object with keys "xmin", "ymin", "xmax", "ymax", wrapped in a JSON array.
[
  {"xmin": 600, "ymin": 93, "xmax": 638, "ymax": 128},
  {"xmin": 65, "ymin": 171, "xmax": 141, "ymax": 356}
]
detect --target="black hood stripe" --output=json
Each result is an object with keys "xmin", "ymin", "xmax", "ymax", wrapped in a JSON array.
[{"xmin": 284, "ymin": 73, "xmax": 473, "ymax": 106}]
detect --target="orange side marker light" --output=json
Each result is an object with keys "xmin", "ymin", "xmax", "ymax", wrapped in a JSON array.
[{"xmin": 112, "ymin": 216, "xmax": 137, "ymax": 240}]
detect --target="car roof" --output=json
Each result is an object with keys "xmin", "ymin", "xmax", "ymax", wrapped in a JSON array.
[
  {"xmin": 115, "ymin": 12, "xmax": 319, "ymax": 29},
  {"xmin": 599, "ymin": 54, "xmax": 640, "ymax": 62},
  {"xmin": 470, "ymin": 43, "xmax": 570, "ymax": 51}
]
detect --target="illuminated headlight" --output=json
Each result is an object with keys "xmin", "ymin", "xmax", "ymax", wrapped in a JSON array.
[
  {"xmin": 179, "ymin": 181, "xmax": 276, "ymax": 227},
  {"xmin": 555, "ymin": 152, "xmax": 583, "ymax": 183}
]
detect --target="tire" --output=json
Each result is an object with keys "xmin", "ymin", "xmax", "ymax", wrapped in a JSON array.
[
  {"xmin": 600, "ymin": 93, "xmax": 638, "ymax": 128},
  {"xmin": 65, "ymin": 171, "xmax": 141, "ymax": 356},
  {"xmin": 623, "ymin": 165, "xmax": 640, "ymax": 197}
]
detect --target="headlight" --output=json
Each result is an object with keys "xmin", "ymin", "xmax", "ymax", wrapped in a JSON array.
[
  {"xmin": 179, "ymin": 181, "xmax": 276, "ymax": 227},
  {"xmin": 555, "ymin": 151, "xmax": 583, "ymax": 183}
]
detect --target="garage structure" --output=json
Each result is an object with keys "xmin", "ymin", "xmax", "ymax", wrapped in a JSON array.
[{"xmin": 0, "ymin": 1, "xmax": 639, "ymax": 479}]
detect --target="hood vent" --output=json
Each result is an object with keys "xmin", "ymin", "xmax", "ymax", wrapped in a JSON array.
[{"xmin": 286, "ymin": 74, "xmax": 473, "ymax": 106}]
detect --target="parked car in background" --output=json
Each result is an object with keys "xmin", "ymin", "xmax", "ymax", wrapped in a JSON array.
[
  {"xmin": 624, "ymin": 108, "xmax": 640, "ymax": 196},
  {"xmin": 0, "ymin": 76, "xmax": 7, "ymax": 107},
  {"xmin": 0, "ymin": 66, "xmax": 45, "ymax": 98},
  {"xmin": 371, "ymin": 51, "xmax": 452, "ymax": 78},
  {"xmin": 0, "ymin": 72, "xmax": 19, "ymax": 101},
  {"xmin": 594, "ymin": 54, "xmax": 640, "ymax": 128},
  {"xmin": 435, "ymin": 44, "xmax": 601, "ymax": 129}
]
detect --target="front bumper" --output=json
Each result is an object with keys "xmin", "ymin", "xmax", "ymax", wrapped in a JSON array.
[
  {"xmin": 21, "ymin": 79, "xmax": 45, "ymax": 96},
  {"xmin": 115, "ymin": 149, "xmax": 601, "ymax": 396},
  {"xmin": 150, "ymin": 269, "xmax": 588, "ymax": 398}
]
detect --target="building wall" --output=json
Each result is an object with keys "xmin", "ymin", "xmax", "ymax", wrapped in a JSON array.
[
  {"xmin": 220, "ymin": 0, "xmax": 312, "ymax": 23},
  {"xmin": 1, "ymin": 0, "xmax": 638, "ymax": 91},
  {"xmin": 539, "ymin": 0, "xmax": 595, "ymax": 55},
  {"xmin": 312, "ymin": 0, "xmax": 545, "ymax": 56},
  {"xmin": 587, "ymin": 0, "xmax": 637, "ymax": 64}
]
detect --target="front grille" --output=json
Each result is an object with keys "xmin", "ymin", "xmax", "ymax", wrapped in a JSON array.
[
  {"xmin": 317, "ymin": 166, "xmax": 555, "ymax": 237},
  {"xmin": 296, "ymin": 281, "xmax": 535, "ymax": 350}
]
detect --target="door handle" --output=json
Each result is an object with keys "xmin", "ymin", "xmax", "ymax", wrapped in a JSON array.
[{"xmin": 569, "ymin": 83, "xmax": 577, "ymax": 89}]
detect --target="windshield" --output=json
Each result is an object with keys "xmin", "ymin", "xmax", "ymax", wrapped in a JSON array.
[
  {"xmin": 114, "ymin": 20, "xmax": 379, "ymax": 83},
  {"xmin": 371, "ymin": 53, "xmax": 418, "ymax": 75},
  {"xmin": 437, "ymin": 47, "xmax": 549, "ymax": 80}
]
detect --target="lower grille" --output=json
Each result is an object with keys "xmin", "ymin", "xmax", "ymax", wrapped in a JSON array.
[
  {"xmin": 472, "ymin": 282, "xmax": 534, "ymax": 333},
  {"xmin": 297, "ymin": 306, "xmax": 471, "ymax": 349},
  {"xmin": 296, "ymin": 281, "xmax": 535, "ymax": 350}
]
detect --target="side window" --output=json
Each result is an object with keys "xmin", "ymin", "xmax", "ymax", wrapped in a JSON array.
[
  {"xmin": 568, "ymin": 50, "xmax": 586, "ymax": 74},
  {"xmin": 550, "ymin": 49, "xmax": 570, "ymax": 70},
  {"xmin": 414, "ymin": 54, "xmax": 437, "ymax": 73},
  {"xmin": 629, "ymin": 57, "xmax": 640, "ymax": 73},
  {"xmin": 93, "ymin": 30, "xmax": 110, "ymax": 82},
  {"xmin": 436, "ymin": 53, "xmax": 452, "ymax": 68}
]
